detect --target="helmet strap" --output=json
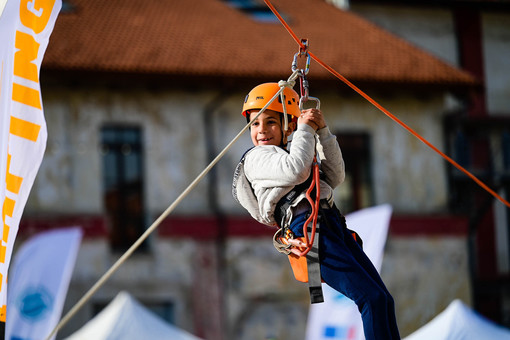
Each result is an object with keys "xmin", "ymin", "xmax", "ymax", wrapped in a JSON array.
[
  {"xmin": 280, "ymin": 115, "xmax": 295, "ymax": 148},
  {"xmin": 280, "ymin": 92, "xmax": 289, "ymax": 132}
]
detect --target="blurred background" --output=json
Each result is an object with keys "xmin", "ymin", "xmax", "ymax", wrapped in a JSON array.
[{"xmin": 12, "ymin": 0, "xmax": 510, "ymax": 339}]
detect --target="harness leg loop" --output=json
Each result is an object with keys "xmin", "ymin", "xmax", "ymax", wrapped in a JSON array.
[{"xmin": 306, "ymin": 220, "xmax": 323, "ymax": 304}]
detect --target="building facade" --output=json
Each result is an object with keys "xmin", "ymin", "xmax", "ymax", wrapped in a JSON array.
[{"xmin": 11, "ymin": 0, "xmax": 510, "ymax": 339}]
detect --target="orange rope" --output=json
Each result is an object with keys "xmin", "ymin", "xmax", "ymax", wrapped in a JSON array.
[
  {"xmin": 297, "ymin": 158, "xmax": 321, "ymax": 257},
  {"xmin": 263, "ymin": 0, "xmax": 510, "ymax": 209}
]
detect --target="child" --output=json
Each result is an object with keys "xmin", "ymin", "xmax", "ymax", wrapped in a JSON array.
[{"xmin": 232, "ymin": 83, "xmax": 400, "ymax": 340}]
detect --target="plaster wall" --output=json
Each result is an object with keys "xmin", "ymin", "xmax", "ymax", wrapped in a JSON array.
[
  {"xmin": 350, "ymin": 4, "xmax": 510, "ymax": 116},
  {"xmin": 348, "ymin": 5, "xmax": 458, "ymax": 66},
  {"xmin": 29, "ymin": 87, "xmax": 450, "ymax": 217},
  {"xmin": 483, "ymin": 12, "xmax": 510, "ymax": 115},
  {"xmin": 57, "ymin": 238, "xmax": 198, "ymax": 338}
]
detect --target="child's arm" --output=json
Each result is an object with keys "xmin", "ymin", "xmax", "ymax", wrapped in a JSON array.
[
  {"xmin": 244, "ymin": 124, "xmax": 317, "ymax": 188},
  {"xmin": 300, "ymin": 108, "xmax": 345, "ymax": 189},
  {"xmin": 317, "ymin": 127, "xmax": 345, "ymax": 189}
]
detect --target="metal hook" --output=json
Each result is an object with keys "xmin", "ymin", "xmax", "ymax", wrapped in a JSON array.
[
  {"xmin": 299, "ymin": 38, "xmax": 309, "ymax": 55},
  {"xmin": 291, "ymin": 39, "xmax": 311, "ymax": 75},
  {"xmin": 299, "ymin": 96, "xmax": 321, "ymax": 111}
]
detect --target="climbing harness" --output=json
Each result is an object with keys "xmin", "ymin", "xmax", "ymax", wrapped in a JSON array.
[
  {"xmin": 270, "ymin": 43, "xmax": 365, "ymax": 303},
  {"xmin": 235, "ymin": 42, "xmax": 327, "ymax": 303},
  {"xmin": 270, "ymin": 43, "xmax": 326, "ymax": 303}
]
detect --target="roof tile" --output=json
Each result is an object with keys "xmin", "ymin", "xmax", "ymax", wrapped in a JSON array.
[{"xmin": 43, "ymin": 0, "xmax": 477, "ymax": 87}]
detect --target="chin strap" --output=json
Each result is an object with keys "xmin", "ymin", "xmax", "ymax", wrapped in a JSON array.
[{"xmin": 278, "ymin": 79, "xmax": 295, "ymax": 133}]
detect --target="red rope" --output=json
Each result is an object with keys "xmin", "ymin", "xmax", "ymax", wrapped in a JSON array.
[
  {"xmin": 263, "ymin": 0, "xmax": 510, "ymax": 209},
  {"xmin": 297, "ymin": 158, "xmax": 321, "ymax": 257}
]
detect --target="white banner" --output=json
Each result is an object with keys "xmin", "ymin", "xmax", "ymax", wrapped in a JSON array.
[
  {"xmin": 0, "ymin": 0, "xmax": 8, "ymax": 18},
  {"xmin": 6, "ymin": 227, "xmax": 82, "ymax": 340},
  {"xmin": 305, "ymin": 204, "xmax": 393, "ymax": 340},
  {"xmin": 0, "ymin": 0, "xmax": 62, "ymax": 321}
]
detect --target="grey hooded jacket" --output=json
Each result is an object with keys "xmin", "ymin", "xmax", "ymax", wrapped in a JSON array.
[{"xmin": 232, "ymin": 123, "xmax": 345, "ymax": 227}]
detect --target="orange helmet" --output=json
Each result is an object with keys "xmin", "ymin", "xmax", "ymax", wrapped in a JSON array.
[{"xmin": 242, "ymin": 83, "xmax": 300, "ymax": 119}]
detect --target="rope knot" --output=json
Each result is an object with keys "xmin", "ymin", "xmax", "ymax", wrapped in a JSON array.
[{"xmin": 278, "ymin": 79, "xmax": 295, "ymax": 89}]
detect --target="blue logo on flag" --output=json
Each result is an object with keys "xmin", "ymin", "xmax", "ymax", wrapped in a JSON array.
[
  {"xmin": 17, "ymin": 286, "xmax": 53, "ymax": 322},
  {"xmin": 323, "ymin": 325, "xmax": 356, "ymax": 339}
]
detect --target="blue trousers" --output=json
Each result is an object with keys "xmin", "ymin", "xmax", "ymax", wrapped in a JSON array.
[{"xmin": 290, "ymin": 207, "xmax": 400, "ymax": 340}]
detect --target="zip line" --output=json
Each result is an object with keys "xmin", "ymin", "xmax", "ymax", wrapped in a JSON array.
[
  {"xmin": 47, "ymin": 2, "xmax": 508, "ymax": 339},
  {"xmin": 263, "ymin": 0, "xmax": 510, "ymax": 209}
]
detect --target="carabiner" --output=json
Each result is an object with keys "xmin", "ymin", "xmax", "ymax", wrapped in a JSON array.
[
  {"xmin": 300, "ymin": 76, "xmax": 309, "ymax": 102},
  {"xmin": 298, "ymin": 38, "xmax": 309, "ymax": 56},
  {"xmin": 291, "ymin": 39, "xmax": 311, "ymax": 76},
  {"xmin": 299, "ymin": 96, "xmax": 321, "ymax": 110}
]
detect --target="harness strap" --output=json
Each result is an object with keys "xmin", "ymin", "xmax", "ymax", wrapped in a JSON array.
[
  {"xmin": 306, "ymin": 220, "xmax": 323, "ymax": 303},
  {"xmin": 274, "ymin": 172, "xmax": 314, "ymax": 228}
]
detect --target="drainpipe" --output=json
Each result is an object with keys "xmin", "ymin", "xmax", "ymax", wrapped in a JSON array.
[{"xmin": 197, "ymin": 90, "xmax": 232, "ymax": 340}]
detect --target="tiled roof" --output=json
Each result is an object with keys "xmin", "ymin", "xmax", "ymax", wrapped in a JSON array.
[{"xmin": 43, "ymin": 0, "xmax": 477, "ymax": 87}]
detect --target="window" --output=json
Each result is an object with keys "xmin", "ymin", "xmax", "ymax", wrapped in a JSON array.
[
  {"xmin": 223, "ymin": 0, "xmax": 281, "ymax": 22},
  {"xmin": 503, "ymin": 130, "xmax": 510, "ymax": 172},
  {"xmin": 333, "ymin": 132, "xmax": 373, "ymax": 213},
  {"xmin": 61, "ymin": 0, "xmax": 75, "ymax": 13},
  {"xmin": 101, "ymin": 126, "xmax": 146, "ymax": 252},
  {"xmin": 446, "ymin": 126, "xmax": 493, "ymax": 213},
  {"xmin": 445, "ymin": 116, "xmax": 510, "ymax": 327}
]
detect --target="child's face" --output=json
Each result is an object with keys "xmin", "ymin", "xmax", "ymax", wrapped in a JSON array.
[{"xmin": 249, "ymin": 110, "xmax": 285, "ymax": 147}]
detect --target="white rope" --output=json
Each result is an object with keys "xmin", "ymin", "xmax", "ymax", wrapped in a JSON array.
[
  {"xmin": 281, "ymin": 91, "xmax": 289, "ymax": 132},
  {"xmin": 277, "ymin": 79, "xmax": 295, "ymax": 132},
  {"xmin": 44, "ymin": 69, "xmax": 301, "ymax": 340}
]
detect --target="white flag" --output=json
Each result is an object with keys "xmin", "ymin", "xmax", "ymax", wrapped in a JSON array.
[
  {"xmin": 305, "ymin": 204, "xmax": 393, "ymax": 340},
  {"xmin": 0, "ymin": 0, "xmax": 8, "ymax": 18},
  {"xmin": 0, "ymin": 0, "xmax": 62, "ymax": 321},
  {"xmin": 6, "ymin": 227, "xmax": 82, "ymax": 340}
]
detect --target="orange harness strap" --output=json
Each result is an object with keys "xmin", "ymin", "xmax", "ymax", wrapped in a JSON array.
[
  {"xmin": 285, "ymin": 157, "xmax": 324, "ymax": 303},
  {"xmin": 293, "ymin": 156, "xmax": 321, "ymax": 257}
]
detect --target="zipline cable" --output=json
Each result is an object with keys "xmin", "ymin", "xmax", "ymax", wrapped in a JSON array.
[
  {"xmin": 263, "ymin": 0, "xmax": 510, "ymax": 209},
  {"xmin": 46, "ymin": 3, "xmax": 507, "ymax": 336},
  {"xmin": 44, "ymin": 71, "xmax": 300, "ymax": 340}
]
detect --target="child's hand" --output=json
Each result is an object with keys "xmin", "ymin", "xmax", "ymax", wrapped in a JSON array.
[{"xmin": 298, "ymin": 108, "xmax": 326, "ymax": 131}]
